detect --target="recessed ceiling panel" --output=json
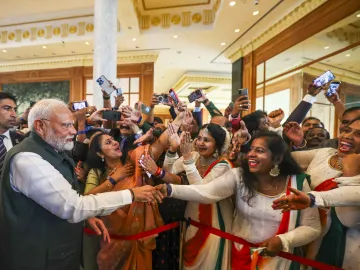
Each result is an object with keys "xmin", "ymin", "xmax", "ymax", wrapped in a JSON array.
[{"xmin": 142, "ymin": 0, "xmax": 210, "ymax": 10}]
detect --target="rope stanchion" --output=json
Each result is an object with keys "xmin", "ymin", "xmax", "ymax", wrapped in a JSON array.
[{"xmin": 84, "ymin": 218, "xmax": 343, "ymax": 270}]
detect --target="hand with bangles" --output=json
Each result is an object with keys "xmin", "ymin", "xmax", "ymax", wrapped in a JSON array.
[
  {"xmin": 271, "ymin": 189, "xmax": 311, "ymax": 212},
  {"xmin": 139, "ymin": 155, "xmax": 159, "ymax": 175}
]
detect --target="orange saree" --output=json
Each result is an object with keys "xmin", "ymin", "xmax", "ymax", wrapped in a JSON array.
[{"xmin": 97, "ymin": 145, "xmax": 164, "ymax": 270}]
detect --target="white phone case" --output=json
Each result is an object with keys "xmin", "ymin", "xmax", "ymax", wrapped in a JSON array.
[{"xmin": 96, "ymin": 75, "xmax": 115, "ymax": 95}]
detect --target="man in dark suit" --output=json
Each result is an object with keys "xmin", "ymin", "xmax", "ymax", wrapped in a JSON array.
[{"xmin": 0, "ymin": 92, "xmax": 24, "ymax": 174}]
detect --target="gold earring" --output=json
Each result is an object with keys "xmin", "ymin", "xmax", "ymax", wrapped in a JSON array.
[{"xmin": 269, "ymin": 164, "xmax": 280, "ymax": 177}]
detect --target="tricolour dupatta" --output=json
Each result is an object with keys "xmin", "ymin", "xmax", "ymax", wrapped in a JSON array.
[{"xmin": 183, "ymin": 158, "xmax": 234, "ymax": 269}]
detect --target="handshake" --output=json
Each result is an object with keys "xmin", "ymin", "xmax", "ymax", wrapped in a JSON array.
[{"xmin": 130, "ymin": 184, "xmax": 168, "ymax": 204}]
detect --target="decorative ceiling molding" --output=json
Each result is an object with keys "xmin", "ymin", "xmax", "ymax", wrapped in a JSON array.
[
  {"xmin": 0, "ymin": 53, "xmax": 159, "ymax": 72},
  {"xmin": 132, "ymin": 0, "xmax": 221, "ymax": 30},
  {"xmin": 326, "ymin": 28, "xmax": 360, "ymax": 45},
  {"xmin": 173, "ymin": 73, "xmax": 231, "ymax": 92},
  {"xmin": 0, "ymin": 15, "xmax": 122, "ymax": 47},
  {"xmin": 228, "ymin": 0, "xmax": 328, "ymax": 62}
]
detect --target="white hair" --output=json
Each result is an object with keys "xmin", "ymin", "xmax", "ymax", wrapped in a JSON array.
[{"xmin": 28, "ymin": 99, "xmax": 68, "ymax": 131}]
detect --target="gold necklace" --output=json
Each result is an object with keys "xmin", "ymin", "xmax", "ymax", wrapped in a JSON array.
[
  {"xmin": 106, "ymin": 162, "xmax": 121, "ymax": 174},
  {"xmin": 262, "ymin": 178, "xmax": 279, "ymax": 191},
  {"xmin": 328, "ymin": 153, "xmax": 342, "ymax": 171}
]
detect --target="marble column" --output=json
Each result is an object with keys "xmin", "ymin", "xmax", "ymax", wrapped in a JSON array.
[{"xmin": 93, "ymin": 0, "xmax": 118, "ymax": 108}]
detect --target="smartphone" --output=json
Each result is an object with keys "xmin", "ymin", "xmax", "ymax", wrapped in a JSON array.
[
  {"xmin": 169, "ymin": 89, "xmax": 180, "ymax": 105},
  {"xmin": 135, "ymin": 103, "xmax": 151, "ymax": 115},
  {"xmin": 325, "ymin": 81, "xmax": 341, "ymax": 97},
  {"xmin": 228, "ymin": 102, "xmax": 234, "ymax": 109},
  {"xmin": 155, "ymin": 94, "xmax": 169, "ymax": 104},
  {"xmin": 116, "ymin": 88, "xmax": 123, "ymax": 96},
  {"xmin": 103, "ymin": 111, "xmax": 121, "ymax": 121},
  {"xmin": 96, "ymin": 75, "xmax": 116, "ymax": 95},
  {"xmin": 188, "ymin": 89, "xmax": 203, "ymax": 103},
  {"xmin": 313, "ymin": 70, "xmax": 335, "ymax": 88},
  {"xmin": 30, "ymin": 101, "xmax": 36, "ymax": 107},
  {"xmin": 238, "ymin": 88, "xmax": 248, "ymax": 96},
  {"xmin": 139, "ymin": 155, "xmax": 152, "ymax": 178},
  {"xmin": 72, "ymin": 101, "xmax": 88, "ymax": 111}
]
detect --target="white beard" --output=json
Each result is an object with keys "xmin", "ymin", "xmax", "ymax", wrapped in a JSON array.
[{"xmin": 45, "ymin": 129, "xmax": 74, "ymax": 151}]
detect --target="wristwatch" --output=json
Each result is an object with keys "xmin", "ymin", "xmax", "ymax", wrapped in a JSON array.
[{"xmin": 308, "ymin": 193, "xmax": 316, "ymax": 207}]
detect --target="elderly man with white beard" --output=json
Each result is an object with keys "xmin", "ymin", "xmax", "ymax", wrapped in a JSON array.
[{"xmin": 0, "ymin": 99, "xmax": 162, "ymax": 270}]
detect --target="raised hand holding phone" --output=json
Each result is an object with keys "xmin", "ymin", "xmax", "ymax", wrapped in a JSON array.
[{"xmin": 96, "ymin": 75, "xmax": 117, "ymax": 95}]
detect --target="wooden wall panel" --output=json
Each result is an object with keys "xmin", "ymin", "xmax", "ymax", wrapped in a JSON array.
[{"xmin": 0, "ymin": 63, "xmax": 154, "ymax": 103}]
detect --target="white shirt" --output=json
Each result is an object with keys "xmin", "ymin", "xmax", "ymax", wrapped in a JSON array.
[
  {"xmin": 2, "ymin": 129, "xmax": 13, "ymax": 151},
  {"xmin": 9, "ymin": 152, "xmax": 132, "ymax": 223}
]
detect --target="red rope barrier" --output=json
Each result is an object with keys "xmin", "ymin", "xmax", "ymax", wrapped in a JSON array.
[
  {"xmin": 84, "ymin": 221, "xmax": 180, "ymax": 240},
  {"xmin": 84, "ymin": 219, "xmax": 343, "ymax": 270}
]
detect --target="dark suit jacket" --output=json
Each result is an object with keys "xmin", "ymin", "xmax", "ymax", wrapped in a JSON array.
[
  {"xmin": 9, "ymin": 130, "xmax": 25, "ymax": 147},
  {"xmin": 284, "ymin": 99, "xmax": 313, "ymax": 125}
]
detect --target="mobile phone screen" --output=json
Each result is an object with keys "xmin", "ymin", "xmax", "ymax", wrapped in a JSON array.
[
  {"xmin": 96, "ymin": 75, "xmax": 116, "ymax": 95},
  {"xmin": 116, "ymin": 88, "xmax": 123, "ymax": 96},
  {"xmin": 103, "ymin": 111, "xmax": 121, "ymax": 121},
  {"xmin": 72, "ymin": 101, "xmax": 88, "ymax": 111},
  {"xmin": 238, "ymin": 88, "xmax": 248, "ymax": 96},
  {"xmin": 188, "ymin": 89, "xmax": 203, "ymax": 103},
  {"xmin": 326, "ymin": 81, "xmax": 341, "ymax": 97},
  {"xmin": 313, "ymin": 70, "xmax": 335, "ymax": 88},
  {"xmin": 169, "ymin": 89, "xmax": 179, "ymax": 105}
]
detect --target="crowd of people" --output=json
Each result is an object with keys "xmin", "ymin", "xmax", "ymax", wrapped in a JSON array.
[{"xmin": 0, "ymin": 77, "xmax": 359, "ymax": 270}]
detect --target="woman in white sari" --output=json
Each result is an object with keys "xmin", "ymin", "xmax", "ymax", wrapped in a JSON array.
[
  {"xmin": 140, "ymin": 123, "xmax": 233, "ymax": 270},
  {"xmin": 156, "ymin": 131, "xmax": 321, "ymax": 270},
  {"xmin": 273, "ymin": 118, "xmax": 360, "ymax": 270}
]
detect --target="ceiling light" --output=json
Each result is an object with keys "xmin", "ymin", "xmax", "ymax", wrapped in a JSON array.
[
  {"xmin": 346, "ymin": 54, "xmax": 351, "ymax": 57},
  {"xmin": 235, "ymin": 29, "xmax": 240, "ymax": 33},
  {"xmin": 253, "ymin": 10, "xmax": 259, "ymax": 16},
  {"xmin": 85, "ymin": 41, "xmax": 90, "ymax": 45},
  {"xmin": 173, "ymin": 35, "xmax": 178, "ymax": 38},
  {"xmin": 357, "ymin": 14, "xmax": 360, "ymax": 18},
  {"xmin": 42, "ymin": 46, "xmax": 47, "ymax": 49},
  {"xmin": 220, "ymin": 42, "xmax": 226, "ymax": 46},
  {"xmin": 324, "ymin": 46, "xmax": 329, "ymax": 49},
  {"xmin": 229, "ymin": 1, "xmax": 236, "ymax": 6},
  {"xmin": 132, "ymin": 38, "xmax": 136, "ymax": 41},
  {"xmin": 2, "ymin": 50, "xmax": 7, "ymax": 53}
]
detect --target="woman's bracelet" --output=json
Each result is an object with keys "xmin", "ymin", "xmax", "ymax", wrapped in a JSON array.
[
  {"xmin": 153, "ymin": 167, "xmax": 162, "ymax": 177},
  {"xmin": 293, "ymin": 139, "xmax": 307, "ymax": 149},
  {"xmin": 159, "ymin": 169, "xmax": 166, "ymax": 179},
  {"xmin": 107, "ymin": 176, "xmax": 117, "ymax": 186},
  {"xmin": 166, "ymin": 150, "xmax": 177, "ymax": 157},
  {"xmin": 183, "ymin": 158, "xmax": 195, "ymax": 165}
]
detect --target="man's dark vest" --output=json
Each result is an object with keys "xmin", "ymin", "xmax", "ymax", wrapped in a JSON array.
[{"xmin": 0, "ymin": 132, "xmax": 82, "ymax": 270}]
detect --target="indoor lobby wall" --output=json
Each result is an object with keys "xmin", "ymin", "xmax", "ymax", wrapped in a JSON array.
[{"xmin": 0, "ymin": 62, "xmax": 154, "ymax": 113}]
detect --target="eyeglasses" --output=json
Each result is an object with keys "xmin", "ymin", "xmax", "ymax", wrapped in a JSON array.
[{"xmin": 41, "ymin": 119, "xmax": 75, "ymax": 130}]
